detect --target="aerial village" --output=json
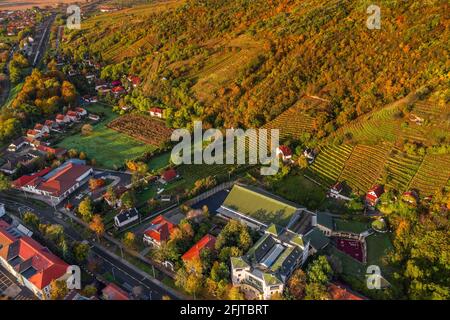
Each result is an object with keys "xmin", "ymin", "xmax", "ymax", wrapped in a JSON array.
[{"xmin": 0, "ymin": 1, "xmax": 448, "ymax": 302}]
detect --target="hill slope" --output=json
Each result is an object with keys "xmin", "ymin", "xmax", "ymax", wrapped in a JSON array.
[{"xmin": 63, "ymin": 0, "xmax": 449, "ymax": 131}]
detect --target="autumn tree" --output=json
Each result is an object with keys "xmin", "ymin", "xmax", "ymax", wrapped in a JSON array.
[
  {"xmin": 0, "ymin": 172, "xmax": 11, "ymax": 191},
  {"xmin": 122, "ymin": 232, "xmax": 136, "ymax": 249},
  {"xmin": 23, "ymin": 211, "xmax": 40, "ymax": 230},
  {"xmin": 50, "ymin": 279, "xmax": 68, "ymax": 300},
  {"xmin": 89, "ymin": 215, "xmax": 105, "ymax": 240},
  {"xmin": 78, "ymin": 197, "xmax": 94, "ymax": 222},
  {"xmin": 73, "ymin": 241, "xmax": 90, "ymax": 263},
  {"xmin": 287, "ymin": 269, "xmax": 307, "ymax": 300}
]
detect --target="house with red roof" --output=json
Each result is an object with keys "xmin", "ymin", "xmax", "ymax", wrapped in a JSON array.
[
  {"xmin": 149, "ymin": 107, "xmax": 164, "ymax": 118},
  {"xmin": 112, "ymin": 86, "xmax": 126, "ymax": 97},
  {"xmin": 182, "ymin": 234, "xmax": 216, "ymax": 263},
  {"xmin": 75, "ymin": 107, "xmax": 87, "ymax": 117},
  {"xmin": 328, "ymin": 282, "xmax": 366, "ymax": 300},
  {"xmin": 127, "ymin": 75, "xmax": 141, "ymax": 87},
  {"xmin": 55, "ymin": 114, "xmax": 70, "ymax": 124},
  {"xmin": 66, "ymin": 111, "xmax": 80, "ymax": 122},
  {"xmin": 34, "ymin": 123, "xmax": 50, "ymax": 134},
  {"xmin": 44, "ymin": 120, "xmax": 59, "ymax": 131},
  {"xmin": 13, "ymin": 160, "xmax": 93, "ymax": 205},
  {"xmin": 143, "ymin": 215, "xmax": 177, "ymax": 247},
  {"xmin": 160, "ymin": 168, "xmax": 178, "ymax": 184},
  {"xmin": 0, "ymin": 222, "xmax": 71, "ymax": 300},
  {"xmin": 27, "ymin": 129, "xmax": 43, "ymax": 140},
  {"xmin": 365, "ymin": 184, "xmax": 384, "ymax": 207},
  {"xmin": 276, "ymin": 145, "xmax": 292, "ymax": 162},
  {"xmin": 36, "ymin": 145, "xmax": 67, "ymax": 159},
  {"xmin": 102, "ymin": 283, "xmax": 130, "ymax": 300}
]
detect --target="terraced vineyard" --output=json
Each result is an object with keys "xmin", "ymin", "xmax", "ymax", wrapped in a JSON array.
[
  {"xmin": 337, "ymin": 105, "xmax": 399, "ymax": 144},
  {"xmin": 409, "ymin": 154, "xmax": 450, "ymax": 196},
  {"xmin": 382, "ymin": 148, "xmax": 423, "ymax": 192},
  {"xmin": 262, "ymin": 106, "xmax": 315, "ymax": 140},
  {"xmin": 307, "ymin": 144, "xmax": 354, "ymax": 186},
  {"xmin": 262, "ymin": 96, "xmax": 330, "ymax": 140},
  {"xmin": 338, "ymin": 145, "xmax": 390, "ymax": 193}
]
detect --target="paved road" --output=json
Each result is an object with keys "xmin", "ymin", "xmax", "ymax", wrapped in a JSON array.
[
  {"xmin": 0, "ymin": 191, "xmax": 180, "ymax": 300},
  {"xmin": 32, "ymin": 14, "xmax": 55, "ymax": 67}
]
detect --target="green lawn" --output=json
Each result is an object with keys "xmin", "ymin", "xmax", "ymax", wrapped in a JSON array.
[
  {"xmin": 56, "ymin": 103, "xmax": 156, "ymax": 169},
  {"xmin": 334, "ymin": 219, "xmax": 370, "ymax": 234},
  {"xmin": 366, "ymin": 232, "xmax": 394, "ymax": 267},
  {"xmin": 270, "ymin": 173, "xmax": 327, "ymax": 210},
  {"xmin": 148, "ymin": 152, "xmax": 171, "ymax": 172},
  {"xmin": 2, "ymin": 82, "xmax": 24, "ymax": 109}
]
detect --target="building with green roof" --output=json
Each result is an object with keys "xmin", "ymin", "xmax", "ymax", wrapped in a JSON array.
[{"xmin": 218, "ymin": 184, "xmax": 302, "ymax": 229}]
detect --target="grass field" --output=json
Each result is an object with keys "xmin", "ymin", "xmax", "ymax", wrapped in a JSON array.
[
  {"xmin": 56, "ymin": 104, "xmax": 156, "ymax": 169},
  {"xmin": 2, "ymin": 82, "xmax": 23, "ymax": 109},
  {"xmin": 270, "ymin": 173, "xmax": 327, "ymax": 210}
]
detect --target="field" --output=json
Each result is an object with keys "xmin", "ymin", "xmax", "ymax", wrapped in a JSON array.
[
  {"xmin": 307, "ymin": 144, "xmax": 354, "ymax": 186},
  {"xmin": 409, "ymin": 154, "xmax": 450, "ymax": 196},
  {"xmin": 56, "ymin": 104, "xmax": 156, "ymax": 169},
  {"xmin": 262, "ymin": 104, "xmax": 314, "ymax": 140},
  {"xmin": 270, "ymin": 173, "xmax": 327, "ymax": 210},
  {"xmin": 338, "ymin": 144, "xmax": 390, "ymax": 194},
  {"xmin": 189, "ymin": 35, "xmax": 267, "ymax": 103},
  {"xmin": 108, "ymin": 114, "xmax": 173, "ymax": 146}
]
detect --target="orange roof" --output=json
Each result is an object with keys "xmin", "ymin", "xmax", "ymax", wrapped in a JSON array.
[
  {"xmin": 102, "ymin": 283, "xmax": 129, "ymax": 300},
  {"xmin": 182, "ymin": 234, "xmax": 216, "ymax": 262},
  {"xmin": 144, "ymin": 215, "xmax": 176, "ymax": 243},
  {"xmin": 12, "ymin": 167, "xmax": 52, "ymax": 188},
  {"xmin": 328, "ymin": 283, "xmax": 365, "ymax": 300},
  {"xmin": 0, "ymin": 224, "xmax": 69, "ymax": 290}
]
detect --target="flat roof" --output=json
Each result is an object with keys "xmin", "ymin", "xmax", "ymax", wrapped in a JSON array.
[{"xmin": 222, "ymin": 184, "xmax": 300, "ymax": 228}]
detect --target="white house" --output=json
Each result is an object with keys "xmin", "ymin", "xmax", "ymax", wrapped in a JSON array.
[{"xmin": 114, "ymin": 208, "xmax": 139, "ymax": 228}]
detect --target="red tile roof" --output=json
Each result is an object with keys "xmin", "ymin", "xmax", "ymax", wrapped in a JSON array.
[
  {"xmin": 162, "ymin": 168, "xmax": 177, "ymax": 182},
  {"xmin": 102, "ymin": 283, "xmax": 129, "ymax": 300},
  {"xmin": 328, "ymin": 283, "xmax": 365, "ymax": 300},
  {"xmin": 38, "ymin": 163, "xmax": 92, "ymax": 197},
  {"xmin": 12, "ymin": 167, "xmax": 52, "ymax": 188},
  {"xmin": 278, "ymin": 145, "xmax": 292, "ymax": 157},
  {"xmin": 0, "ymin": 223, "xmax": 69, "ymax": 290},
  {"xmin": 182, "ymin": 234, "xmax": 216, "ymax": 262},
  {"xmin": 13, "ymin": 162, "xmax": 92, "ymax": 197},
  {"xmin": 112, "ymin": 86, "xmax": 125, "ymax": 93},
  {"xmin": 144, "ymin": 215, "xmax": 176, "ymax": 243},
  {"xmin": 67, "ymin": 111, "xmax": 78, "ymax": 117},
  {"xmin": 128, "ymin": 75, "xmax": 141, "ymax": 85},
  {"xmin": 149, "ymin": 107, "xmax": 163, "ymax": 114}
]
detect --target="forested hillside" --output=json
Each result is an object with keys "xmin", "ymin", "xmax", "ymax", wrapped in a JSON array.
[{"xmin": 63, "ymin": 0, "xmax": 448, "ymax": 133}]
